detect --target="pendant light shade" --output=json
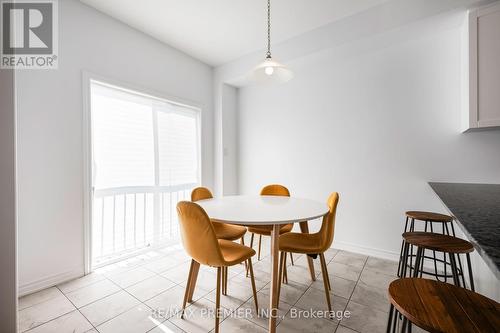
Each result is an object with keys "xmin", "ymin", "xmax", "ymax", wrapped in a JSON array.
[
  {"xmin": 250, "ymin": 0, "xmax": 293, "ymax": 84},
  {"xmin": 252, "ymin": 57, "xmax": 294, "ymax": 83}
]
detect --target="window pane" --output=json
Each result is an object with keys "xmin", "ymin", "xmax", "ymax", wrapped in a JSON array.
[
  {"xmin": 157, "ymin": 106, "xmax": 199, "ymax": 186},
  {"xmin": 91, "ymin": 82, "xmax": 155, "ymax": 189}
]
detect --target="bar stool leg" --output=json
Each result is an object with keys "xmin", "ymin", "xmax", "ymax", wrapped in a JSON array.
[
  {"xmin": 401, "ymin": 317, "xmax": 408, "ymax": 333},
  {"xmin": 408, "ymin": 219, "xmax": 415, "ymax": 277},
  {"xmin": 386, "ymin": 304, "xmax": 394, "ymax": 333},
  {"xmin": 466, "ymin": 253, "xmax": 475, "ymax": 291},
  {"xmin": 393, "ymin": 309, "xmax": 399, "ymax": 333},
  {"xmin": 459, "ymin": 255, "xmax": 467, "ymax": 288},
  {"xmin": 401, "ymin": 242, "xmax": 410, "ymax": 278},
  {"xmin": 445, "ymin": 223, "xmax": 465, "ymax": 285},
  {"xmin": 428, "ymin": 223, "xmax": 443, "ymax": 282},
  {"xmin": 397, "ymin": 217, "xmax": 410, "ymax": 277},
  {"xmin": 449, "ymin": 225, "xmax": 466, "ymax": 286},
  {"xmin": 444, "ymin": 223, "xmax": 450, "ymax": 235},
  {"xmin": 413, "ymin": 247, "xmax": 423, "ymax": 278},
  {"xmin": 449, "ymin": 253, "xmax": 460, "ymax": 287}
]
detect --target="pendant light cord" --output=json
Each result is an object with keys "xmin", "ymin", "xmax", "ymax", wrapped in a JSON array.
[{"xmin": 266, "ymin": 0, "xmax": 271, "ymax": 58}]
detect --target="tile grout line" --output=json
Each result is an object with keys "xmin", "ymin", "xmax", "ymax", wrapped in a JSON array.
[
  {"xmin": 18, "ymin": 249, "xmax": 188, "ymax": 332},
  {"xmin": 55, "ymin": 258, "xmax": 187, "ymax": 330},
  {"xmin": 335, "ymin": 254, "xmax": 368, "ymax": 333},
  {"xmin": 20, "ymin": 285, "xmax": 98, "ymax": 333},
  {"xmin": 20, "ymin": 245, "xmax": 392, "ymax": 333},
  {"xmin": 57, "ymin": 285, "xmax": 99, "ymax": 332},
  {"xmin": 89, "ymin": 275, "xmax": 183, "ymax": 330}
]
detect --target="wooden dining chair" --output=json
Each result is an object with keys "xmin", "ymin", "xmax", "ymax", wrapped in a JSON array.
[
  {"xmin": 277, "ymin": 192, "xmax": 339, "ymax": 314},
  {"xmin": 191, "ymin": 187, "xmax": 247, "ymax": 294},
  {"xmin": 248, "ymin": 184, "xmax": 295, "ymax": 268},
  {"xmin": 177, "ymin": 201, "xmax": 258, "ymax": 333}
]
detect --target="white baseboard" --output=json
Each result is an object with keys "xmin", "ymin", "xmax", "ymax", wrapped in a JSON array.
[
  {"xmin": 19, "ymin": 267, "xmax": 84, "ymax": 297},
  {"xmin": 333, "ymin": 241, "xmax": 400, "ymax": 262}
]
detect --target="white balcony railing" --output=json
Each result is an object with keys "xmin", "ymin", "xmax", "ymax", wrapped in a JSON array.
[{"xmin": 92, "ymin": 183, "xmax": 196, "ymax": 267}]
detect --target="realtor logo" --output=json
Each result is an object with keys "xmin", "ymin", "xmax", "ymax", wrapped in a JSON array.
[{"xmin": 1, "ymin": 0, "xmax": 58, "ymax": 69}]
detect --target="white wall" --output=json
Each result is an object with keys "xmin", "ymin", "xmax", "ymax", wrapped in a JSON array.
[
  {"xmin": 0, "ymin": 69, "xmax": 18, "ymax": 331},
  {"xmin": 237, "ymin": 14, "xmax": 500, "ymax": 258},
  {"xmin": 221, "ymin": 84, "xmax": 239, "ymax": 195},
  {"xmin": 209, "ymin": 0, "xmax": 500, "ymax": 300},
  {"xmin": 16, "ymin": 0, "xmax": 214, "ymax": 295},
  {"xmin": 213, "ymin": 0, "xmax": 492, "ymax": 195},
  {"xmin": 233, "ymin": 8, "xmax": 500, "ymax": 299}
]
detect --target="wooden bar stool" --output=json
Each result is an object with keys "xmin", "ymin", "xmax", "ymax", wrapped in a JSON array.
[
  {"xmin": 400, "ymin": 232, "xmax": 475, "ymax": 290},
  {"xmin": 397, "ymin": 211, "xmax": 460, "ymax": 281},
  {"xmin": 386, "ymin": 278, "xmax": 500, "ymax": 333}
]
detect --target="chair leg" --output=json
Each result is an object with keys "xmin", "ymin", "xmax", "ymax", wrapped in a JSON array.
[
  {"xmin": 247, "ymin": 233, "xmax": 255, "ymax": 277},
  {"xmin": 221, "ymin": 267, "xmax": 226, "ymax": 295},
  {"xmin": 289, "ymin": 252, "xmax": 294, "ymax": 266},
  {"xmin": 181, "ymin": 259, "xmax": 195, "ymax": 318},
  {"xmin": 320, "ymin": 253, "xmax": 332, "ymax": 291},
  {"xmin": 187, "ymin": 260, "xmax": 200, "ymax": 302},
  {"xmin": 225, "ymin": 267, "xmax": 228, "ymax": 295},
  {"xmin": 215, "ymin": 267, "xmax": 221, "ymax": 333},
  {"xmin": 241, "ymin": 237, "xmax": 248, "ymax": 271},
  {"xmin": 247, "ymin": 258, "xmax": 259, "ymax": 312},
  {"xmin": 283, "ymin": 252, "xmax": 288, "ymax": 284},
  {"xmin": 258, "ymin": 235, "xmax": 262, "ymax": 261},
  {"xmin": 319, "ymin": 253, "xmax": 332, "ymax": 315},
  {"xmin": 277, "ymin": 251, "xmax": 285, "ymax": 309}
]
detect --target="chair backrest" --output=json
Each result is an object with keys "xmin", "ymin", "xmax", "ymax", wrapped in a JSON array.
[
  {"xmin": 318, "ymin": 192, "xmax": 340, "ymax": 252},
  {"xmin": 191, "ymin": 187, "xmax": 213, "ymax": 202},
  {"xmin": 176, "ymin": 201, "xmax": 224, "ymax": 267},
  {"xmin": 260, "ymin": 184, "xmax": 290, "ymax": 197}
]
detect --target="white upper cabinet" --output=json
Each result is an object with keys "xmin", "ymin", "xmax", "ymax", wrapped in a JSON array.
[{"xmin": 466, "ymin": 2, "xmax": 500, "ymax": 131}]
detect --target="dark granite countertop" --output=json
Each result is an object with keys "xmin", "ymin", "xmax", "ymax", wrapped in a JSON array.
[{"xmin": 429, "ymin": 182, "xmax": 500, "ymax": 279}]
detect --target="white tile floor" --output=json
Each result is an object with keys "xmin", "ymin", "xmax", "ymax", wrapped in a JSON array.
[{"xmin": 18, "ymin": 234, "xmax": 414, "ymax": 333}]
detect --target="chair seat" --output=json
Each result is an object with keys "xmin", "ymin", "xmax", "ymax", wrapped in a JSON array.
[
  {"xmin": 213, "ymin": 222, "xmax": 246, "ymax": 241},
  {"xmin": 247, "ymin": 223, "xmax": 293, "ymax": 236},
  {"xmin": 278, "ymin": 232, "xmax": 322, "ymax": 254},
  {"xmin": 219, "ymin": 239, "xmax": 256, "ymax": 266}
]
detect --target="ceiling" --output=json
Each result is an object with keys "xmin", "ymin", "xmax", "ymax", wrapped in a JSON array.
[{"xmin": 80, "ymin": 0, "xmax": 391, "ymax": 66}]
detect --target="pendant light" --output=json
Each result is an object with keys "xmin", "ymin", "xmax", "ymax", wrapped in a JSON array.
[{"xmin": 251, "ymin": 0, "xmax": 293, "ymax": 83}]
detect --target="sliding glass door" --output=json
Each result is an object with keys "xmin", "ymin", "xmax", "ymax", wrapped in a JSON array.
[{"xmin": 90, "ymin": 80, "xmax": 200, "ymax": 268}]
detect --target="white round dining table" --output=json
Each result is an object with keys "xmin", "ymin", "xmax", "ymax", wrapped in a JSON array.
[
  {"xmin": 196, "ymin": 195, "xmax": 329, "ymax": 226},
  {"xmin": 196, "ymin": 195, "xmax": 329, "ymax": 333}
]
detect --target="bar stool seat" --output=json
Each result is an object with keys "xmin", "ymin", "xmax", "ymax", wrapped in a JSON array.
[
  {"xmin": 387, "ymin": 278, "xmax": 500, "ymax": 333},
  {"xmin": 405, "ymin": 211, "xmax": 453, "ymax": 223},
  {"xmin": 400, "ymin": 232, "xmax": 475, "ymax": 291},
  {"xmin": 397, "ymin": 210, "xmax": 458, "ymax": 280},
  {"xmin": 402, "ymin": 232, "xmax": 474, "ymax": 254}
]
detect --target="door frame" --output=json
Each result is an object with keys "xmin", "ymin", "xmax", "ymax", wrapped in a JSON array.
[{"xmin": 82, "ymin": 71, "xmax": 203, "ymax": 274}]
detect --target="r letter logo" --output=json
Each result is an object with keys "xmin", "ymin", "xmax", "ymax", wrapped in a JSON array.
[{"xmin": 1, "ymin": 0, "xmax": 58, "ymax": 69}]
